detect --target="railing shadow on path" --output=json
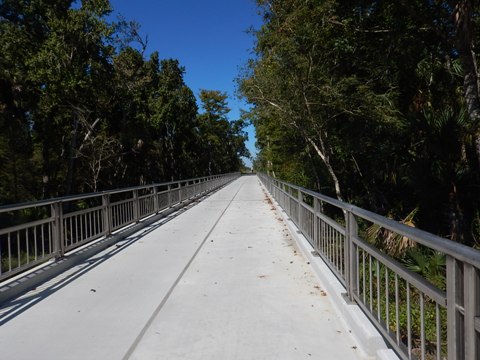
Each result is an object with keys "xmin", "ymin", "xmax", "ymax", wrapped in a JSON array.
[{"xmin": 0, "ymin": 184, "xmax": 229, "ymax": 326}]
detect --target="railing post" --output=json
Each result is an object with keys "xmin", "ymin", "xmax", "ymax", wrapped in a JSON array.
[
  {"xmin": 178, "ymin": 182, "xmax": 182, "ymax": 202},
  {"xmin": 167, "ymin": 185, "xmax": 172, "ymax": 206},
  {"xmin": 447, "ymin": 254, "xmax": 480, "ymax": 360},
  {"xmin": 284, "ymin": 185, "xmax": 289, "ymax": 214},
  {"xmin": 319, "ymin": 200, "xmax": 325, "ymax": 252},
  {"xmin": 286, "ymin": 184, "xmax": 289, "ymax": 210},
  {"xmin": 447, "ymin": 256, "xmax": 465, "ymax": 360},
  {"xmin": 51, "ymin": 202, "xmax": 64, "ymax": 257},
  {"xmin": 153, "ymin": 186, "xmax": 159, "ymax": 212},
  {"xmin": 464, "ymin": 262, "xmax": 480, "ymax": 359},
  {"xmin": 313, "ymin": 198, "xmax": 319, "ymax": 252},
  {"xmin": 345, "ymin": 210, "xmax": 358, "ymax": 302},
  {"xmin": 102, "ymin": 194, "xmax": 112, "ymax": 236},
  {"xmin": 133, "ymin": 190, "xmax": 140, "ymax": 223},
  {"xmin": 297, "ymin": 190, "xmax": 303, "ymax": 229}
]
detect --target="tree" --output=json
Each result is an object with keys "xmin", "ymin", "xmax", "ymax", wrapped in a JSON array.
[
  {"xmin": 0, "ymin": 0, "xmax": 118, "ymax": 198},
  {"xmin": 110, "ymin": 48, "xmax": 159, "ymax": 187},
  {"xmin": 0, "ymin": 0, "xmax": 73, "ymax": 202},
  {"xmin": 29, "ymin": 0, "xmax": 115, "ymax": 196},
  {"xmin": 0, "ymin": 0, "xmax": 250, "ymax": 207},
  {"xmin": 198, "ymin": 90, "xmax": 249, "ymax": 174},
  {"xmin": 437, "ymin": 0, "xmax": 480, "ymax": 165},
  {"xmin": 240, "ymin": 0, "xmax": 402, "ymax": 203},
  {"xmin": 240, "ymin": 0, "xmax": 480, "ymax": 245},
  {"xmin": 149, "ymin": 59, "xmax": 199, "ymax": 181}
]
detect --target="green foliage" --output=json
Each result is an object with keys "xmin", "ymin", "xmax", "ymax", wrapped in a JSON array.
[
  {"xmin": 198, "ymin": 90, "xmax": 250, "ymax": 175},
  {"xmin": 404, "ymin": 249, "xmax": 446, "ymax": 290},
  {"xmin": 240, "ymin": 0, "xmax": 480, "ymax": 246},
  {"xmin": 0, "ymin": 0, "xmax": 248, "ymax": 205},
  {"xmin": 365, "ymin": 208, "xmax": 418, "ymax": 258},
  {"xmin": 359, "ymin": 256, "xmax": 447, "ymax": 358}
]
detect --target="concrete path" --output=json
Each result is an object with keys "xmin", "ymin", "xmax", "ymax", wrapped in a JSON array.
[{"xmin": 0, "ymin": 176, "xmax": 364, "ymax": 360}]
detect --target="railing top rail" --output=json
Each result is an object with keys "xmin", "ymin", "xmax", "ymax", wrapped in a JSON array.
[
  {"xmin": 350, "ymin": 204, "xmax": 480, "ymax": 268},
  {"xmin": 0, "ymin": 173, "xmax": 238, "ymax": 214},
  {"xmin": 264, "ymin": 173, "xmax": 480, "ymax": 268}
]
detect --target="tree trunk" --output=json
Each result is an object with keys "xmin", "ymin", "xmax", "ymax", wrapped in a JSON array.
[
  {"xmin": 65, "ymin": 117, "xmax": 79, "ymax": 196},
  {"xmin": 307, "ymin": 147, "xmax": 322, "ymax": 192},
  {"xmin": 304, "ymin": 134, "xmax": 344, "ymax": 202},
  {"xmin": 454, "ymin": 0, "xmax": 480, "ymax": 165},
  {"xmin": 447, "ymin": 181, "xmax": 476, "ymax": 245}
]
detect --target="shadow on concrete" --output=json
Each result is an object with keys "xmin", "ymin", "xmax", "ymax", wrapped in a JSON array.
[{"xmin": 0, "ymin": 184, "xmax": 230, "ymax": 326}]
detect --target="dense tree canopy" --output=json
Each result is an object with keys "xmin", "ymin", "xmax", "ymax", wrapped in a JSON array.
[
  {"xmin": 239, "ymin": 0, "xmax": 480, "ymax": 246},
  {"xmin": 0, "ymin": 0, "xmax": 249, "ymax": 204}
]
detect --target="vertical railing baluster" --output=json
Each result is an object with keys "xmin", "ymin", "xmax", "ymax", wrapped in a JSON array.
[
  {"xmin": 8, "ymin": 233, "xmax": 11, "ymax": 271},
  {"xmin": 377, "ymin": 260, "xmax": 381, "ymax": 320},
  {"xmin": 369, "ymin": 255, "xmax": 373, "ymax": 311},
  {"xmin": 420, "ymin": 292, "xmax": 425, "ymax": 360},
  {"xmin": 34, "ymin": 227, "xmax": 38, "ymax": 261},
  {"xmin": 16, "ymin": 231, "xmax": 20, "ymax": 267},
  {"xmin": 297, "ymin": 191, "xmax": 302, "ymax": 233},
  {"xmin": 363, "ymin": 250, "xmax": 366, "ymax": 304},
  {"xmin": 26, "ymin": 228, "xmax": 30, "ymax": 264},
  {"xmin": 385, "ymin": 267, "xmax": 389, "ymax": 332},
  {"xmin": 436, "ymin": 303, "xmax": 441, "ymax": 360},
  {"xmin": 407, "ymin": 283, "xmax": 412, "ymax": 359},
  {"xmin": 41, "ymin": 224, "xmax": 45, "ymax": 258}
]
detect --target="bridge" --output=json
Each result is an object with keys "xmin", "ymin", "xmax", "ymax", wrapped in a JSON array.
[{"xmin": 0, "ymin": 174, "xmax": 479, "ymax": 359}]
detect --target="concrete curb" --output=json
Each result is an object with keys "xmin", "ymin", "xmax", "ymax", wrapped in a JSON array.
[{"xmin": 260, "ymin": 182, "xmax": 399, "ymax": 360}]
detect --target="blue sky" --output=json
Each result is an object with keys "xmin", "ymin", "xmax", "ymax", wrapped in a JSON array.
[{"xmin": 108, "ymin": 0, "xmax": 262, "ymax": 167}]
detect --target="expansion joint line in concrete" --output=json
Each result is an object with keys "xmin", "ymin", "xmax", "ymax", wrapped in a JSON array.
[{"xmin": 122, "ymin": 180, "xmax": 245, "ymax": 360}]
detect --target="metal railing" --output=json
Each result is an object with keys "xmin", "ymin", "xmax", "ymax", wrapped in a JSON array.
[
  {"xmin": 259, "ymin": 173, "xmax": 480, "ymax": 360},
  {"xmin": 0, "ymin": 173, "xmax": 240, "ymax": 282}
]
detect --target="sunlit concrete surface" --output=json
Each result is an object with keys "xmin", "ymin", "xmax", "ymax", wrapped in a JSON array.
[{"xmin": 0, "ymin": 176, "xmax": 366, "ymax": 360}]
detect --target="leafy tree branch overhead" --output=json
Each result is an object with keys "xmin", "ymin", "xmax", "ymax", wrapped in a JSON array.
[{"xmin": 238, "ymin": 0, "xmax": 480, "ymax": 246}]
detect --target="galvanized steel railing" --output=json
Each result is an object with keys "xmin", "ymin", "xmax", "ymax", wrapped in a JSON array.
[
  {"xmin": 259, "ymin": 173, "xmax": 480, "ymax": 360},
  {"xmin": 0, "ymin": 173, "xmax": 239, "ymax": 282}
]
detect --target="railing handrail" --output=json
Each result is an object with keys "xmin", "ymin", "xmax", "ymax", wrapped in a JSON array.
[
  {"xmin": 0, "ymin": 172, "xmax": 240, "ymax": 283},
  {"xmin": 265, "ymin": 175, "xmax": 480, "ymax": 268},
  {"xmin": 0, "ymin": 173, "xmax": 235, "ymax": 213}
]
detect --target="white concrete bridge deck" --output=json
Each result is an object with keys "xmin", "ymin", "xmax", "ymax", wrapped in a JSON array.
[{"xmin": 0, "ymin": 176, "xmax": 375, "ymax": 360}]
